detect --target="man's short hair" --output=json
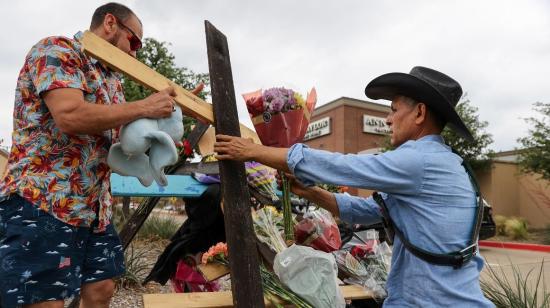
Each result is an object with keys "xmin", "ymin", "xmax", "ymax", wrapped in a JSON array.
[
  {"xmin": 90, "ymin": 2, "xmax": 140, "ymax": 30},
  {"xmin": 400, "ymin": 95, "xmax": 447, "ymax": 131}
]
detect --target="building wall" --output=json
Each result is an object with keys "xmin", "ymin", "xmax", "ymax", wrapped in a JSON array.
[
  {"xmin": 304, "ymin": 97, "xmax": 390, "ymax": 196},
  {"xmin": 477, "ymin": 161, "xmax": 550, "ymax": 228},
  {"xmin": 305, "ymin": 107, "xmax": 345, "ymax": 152},
  {"xmin": 0, "ymin": 151, "xmax": 8, "ymax": 175}
]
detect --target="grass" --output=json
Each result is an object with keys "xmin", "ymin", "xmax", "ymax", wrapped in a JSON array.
[
  {"xmin": 137, "ymin": 213, "xmax": 180, "ymax": 240},
  {"xmin": 505, "ymin": 218, "xmax": 529, "ymax": 240},
  {"xmin": 115, "ymin": 242, "xmax": 152, "ymax": 288},
  {"xmin": 493, "ymin": 215, "xmax": 530, "ymax": 240},
  {"xmin": 544, "ymin": 225, "xmax": 550, "ymax": 245},
  {"xmin": 481, "ymin": 259, "xmax": 549, "ymax": 308},
  {"xmin": 112, "ymin": 202, "xmax": 181, "ymax": 240}
]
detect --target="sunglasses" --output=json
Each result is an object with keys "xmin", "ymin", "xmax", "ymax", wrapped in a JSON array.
[{"xmin": 113, "ymin": 16, "xmax": 142, "ymax": 51}]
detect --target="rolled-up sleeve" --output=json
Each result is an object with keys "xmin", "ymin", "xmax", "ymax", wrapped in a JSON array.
[
  {"xmin": 335, "ymin": 193, "xmax": 382, "ymax": 225},
  {"xmin": 287, "ymin": 143, "xmax": 424, "ymax": 195}
]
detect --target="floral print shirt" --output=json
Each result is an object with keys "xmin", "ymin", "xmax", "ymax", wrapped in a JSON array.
[{"xmin": 0, "ymin": 32, "xmax": 125, "ymax": 232}]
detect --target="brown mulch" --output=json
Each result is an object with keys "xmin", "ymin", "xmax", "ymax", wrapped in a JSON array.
[{"xmin": 111, "ymin": 238, "xmax": 174, "ymax": 308}]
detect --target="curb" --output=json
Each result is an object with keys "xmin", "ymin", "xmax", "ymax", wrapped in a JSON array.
[{"xmin": 479, "ymin": 240, "xmax": 550, "ymax": 253}]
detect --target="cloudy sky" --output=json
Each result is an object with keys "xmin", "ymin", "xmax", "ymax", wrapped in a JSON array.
[{"xmin": 1, "ymin": 0, "xmax": 549, "ymax": 151}]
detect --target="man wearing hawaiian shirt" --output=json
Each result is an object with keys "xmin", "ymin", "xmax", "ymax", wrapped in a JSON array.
[{"xmin": 0, "ymin": 3, "xmax": 178, "ymax": 307}]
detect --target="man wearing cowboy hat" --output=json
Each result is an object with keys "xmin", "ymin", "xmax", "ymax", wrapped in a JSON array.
[{"xmin": 214, "ymin": 66, "xmax": 493, "ymax": 307}]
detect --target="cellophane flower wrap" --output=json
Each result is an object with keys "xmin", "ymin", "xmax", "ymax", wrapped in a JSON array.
[
  {"xmin": 244, "ymin": 87, "xmax": 317, "ymax": 147},
  {"xmin": 337, "ymin": 229, "xmax": 392, "ymax": 302},
  {"xmin": 201, "ymin": 242, "xmax": 312, "ymax": 307},
  {"xmin": 294, "ymin": 208, "xmax": 342, "ymax": 252},
  {"xmin": 244, "ymin": 87, "xmax": 317, "ymax": 241},
  {"xmin": 252, "ymin": 206, "xmax": 289, "ymax": 253}
]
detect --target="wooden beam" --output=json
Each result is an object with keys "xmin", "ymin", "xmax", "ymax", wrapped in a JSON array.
[
  {"xmin": 80, "ymin": 31, "xmax": 260, "ymax": 143},
  {"xmin": 174, "ymin": 161, "xmax": 220, "ymax": 175},
  {"xmin": 205, "ymin": 21, "xmax": 265, "ymax": 308},
  {"xmin": 142, "ymin": 285, "xmax": 374, "ymax": 308}
]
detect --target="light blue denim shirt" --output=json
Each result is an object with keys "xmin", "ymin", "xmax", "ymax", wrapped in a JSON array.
[{"xmin": 287, "ymin": 135, "xmax": 493, "ymax": 307}]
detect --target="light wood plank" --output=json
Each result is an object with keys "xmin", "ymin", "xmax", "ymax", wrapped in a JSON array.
[
  {"xmin": 197, "ymin": 263, "xmax": 230, "ymax": 282},
  {"xmin": 142, "ymin": 285, "xmax": 373, "ymax": 308},
  {"xmin": 80, "ymin": 31, "xmax": 260, "ymax": 144}
]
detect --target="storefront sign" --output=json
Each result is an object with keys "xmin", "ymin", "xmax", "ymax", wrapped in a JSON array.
[
  {"xmin": 304, "ymin": 117, "xmax": 331, "ymax": 141},
  {"xmin": 363, "ymin": 115, "xmax": 390, "ymax": 135}
]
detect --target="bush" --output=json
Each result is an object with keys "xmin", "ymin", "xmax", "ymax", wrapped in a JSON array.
[
  {"xmin": 481, "ymin": 259, "xmax": 549, "ymax": 308},
  {"xmin": 504, "ymin": 218, "xmax": 529, "ymax": 240},
  {"xmin": 494, "ymin": 215, "xmax": 507, "ymax": 236},
  {"xmin": 544, "ymin": 225, "xmax": 550, "ymax": 245},
  {"xmin": 115, "ymin": 243, "xmax": 151, "ymax": 288},
  {"xmin": 137, "ymin": 214, "xmax": 180, "ymax": 240}
]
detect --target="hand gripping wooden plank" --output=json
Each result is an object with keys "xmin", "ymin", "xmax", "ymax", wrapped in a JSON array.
[{"xmin": 80, "ymin": 30, "xmax": 259, "ymax": 143}]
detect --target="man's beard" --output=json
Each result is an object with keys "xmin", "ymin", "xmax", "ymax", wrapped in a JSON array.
[{"xmin": 107, "ymin": 30, "xmax": 121, "ymax": 46}]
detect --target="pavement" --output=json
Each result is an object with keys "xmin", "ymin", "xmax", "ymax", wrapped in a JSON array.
[{"xmin": 479, "ymin": 246, "xmax": 549, "ymax": 302}]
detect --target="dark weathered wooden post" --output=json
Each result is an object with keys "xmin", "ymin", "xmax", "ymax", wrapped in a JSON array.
[{"xmin": 205, "ymin": 21, "xmax": 265, "ymax": 307}]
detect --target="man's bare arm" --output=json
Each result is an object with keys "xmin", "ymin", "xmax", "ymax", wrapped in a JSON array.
[{"xmin": 43, "ymin": 87, "xmax": 176, "ymax": 135}]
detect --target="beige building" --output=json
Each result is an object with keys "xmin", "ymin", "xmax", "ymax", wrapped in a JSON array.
[
  {"xmin": 304, "ymin": 97, "xmax": 549, "ymax": 228},
  {"xmin": 477, "ymin": 150, "xmax": 550, "ymax": 228},
  {"xmin": 0, "ymin": 148, "xmax": 8, "ymax": 176}
]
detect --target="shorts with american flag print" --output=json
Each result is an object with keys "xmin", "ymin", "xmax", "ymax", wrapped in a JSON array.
[{"xmin": 0, "ymin": 194, "xmax": 125, "ymax": 307}]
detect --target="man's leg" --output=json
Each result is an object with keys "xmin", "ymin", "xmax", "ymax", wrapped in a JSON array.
[
  {"xmin": 0, "ymin": 195, "xmax": 82, "ymax": 307},
  {"xmin": 79, "ymin": 222, "xmax": 125, "ymax": 308},
  {"xmin": 79, "ymin": 279, "xmax": 116, "ymax": 308}
]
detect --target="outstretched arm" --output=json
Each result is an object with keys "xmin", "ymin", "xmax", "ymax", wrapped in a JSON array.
[{"xmin": 214, "ymin": 134, "xmax": 291, "ymax": 172}]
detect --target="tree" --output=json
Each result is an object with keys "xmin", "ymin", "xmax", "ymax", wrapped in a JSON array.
[
  {"xmin": 441, "ymin": 96, "xmax": 494, "ymax": 171},
  {"xmin": 122, "ymin": 38, "xmax": 210, "ymax": 140},
  {"xmin": 517, "ymin": 102, "xmax": 550, "ymax": 181}
]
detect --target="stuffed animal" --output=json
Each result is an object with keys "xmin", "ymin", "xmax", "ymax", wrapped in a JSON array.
[{"xmin": 107, "ymin": 105, "xmax": 184, "ymax": 187}]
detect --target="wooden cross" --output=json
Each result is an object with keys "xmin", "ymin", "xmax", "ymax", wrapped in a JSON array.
[{"xmin": 79, "ymin": 22, "xmax": 265, "ymax": 307}]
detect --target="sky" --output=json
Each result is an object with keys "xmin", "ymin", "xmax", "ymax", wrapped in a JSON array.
[{"xmin": 1, "ymin": 0, "xmax": 549, "ymax": 152}]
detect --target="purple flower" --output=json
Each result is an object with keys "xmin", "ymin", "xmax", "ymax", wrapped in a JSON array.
[{"xmin": 263, "ymin": 87, "xmax": 300, "ymax": 114}]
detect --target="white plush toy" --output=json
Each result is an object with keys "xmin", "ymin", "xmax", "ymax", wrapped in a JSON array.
[{"xmin": 107, "ymin": 105, "xmax": 184, "ymax": 187}]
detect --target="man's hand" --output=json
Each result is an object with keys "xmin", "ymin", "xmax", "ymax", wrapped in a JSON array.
[
  {"xmin": 190, "ymin": 82, "xmax": 205, "ymax": 96},
  {"xmin": 277, "ymin": 172, "xmax": 310, "ymax": 197},
  {"xmin": 138, "ymin": 86, "xmax": 177, "ymax": 119},
  {"xmin": 214, "ymin": 134, "xmax": 257, "ymax": 161}
]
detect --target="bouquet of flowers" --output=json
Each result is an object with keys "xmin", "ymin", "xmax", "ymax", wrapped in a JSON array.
[
  {"xmin": 252, "ymin": 206, "xmax": 289, "ymax": 253},
  {"xmin": 201, "ymin": 242, "xmax": 312, "ymax": 308},
  {"xmin": 339, "ymin": 229, "xmax": 392, "ymax": 302},
  {"xmin": 294, "ymin": 208, "xmax": 342, "ymax": 252},
  {"xmin": 244, "ymin": 87, "xmax": 317, "ymax": 241}
]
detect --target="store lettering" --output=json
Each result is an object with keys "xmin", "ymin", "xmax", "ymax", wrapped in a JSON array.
[
  {"xmin": 363, "ymin": 115, "xmax": 390, "ymax": 135},
  {"xmin": 304, "ymin": 117, "xmax": 330, "ymax": 141}
]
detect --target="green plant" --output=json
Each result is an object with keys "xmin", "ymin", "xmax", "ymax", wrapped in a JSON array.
[
  {"xmin": 544, "ymin": 225, "xmax": 550, "ymax": 245},
  {"xmin": 115, "ymin": 243, "xmax": 152, "ymax": 288},
  {"xmin": 494, "ymin": 215, "xmax": 507, "ymax": 236},
  {"xmin": 481, "ymin": 259, "xmax": 549, "ymax": 308},
  {"xmin": 505, "ymin": 218, "xmax": 529, "ymax": 240},
  {"xmin": 137, "ymin": 214, "xmax": 180, "ymax": 240}
]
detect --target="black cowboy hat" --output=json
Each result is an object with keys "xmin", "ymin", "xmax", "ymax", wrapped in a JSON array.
[{"xmin": 365, "ymin": 66, "xmax": 474, "ymax": 142}]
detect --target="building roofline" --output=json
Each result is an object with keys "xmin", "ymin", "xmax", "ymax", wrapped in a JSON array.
[
  {"xmin": 494, "ymin": 149, "xmax": 527, "ymax": 157},
  {"xmin": 313, "ymin": 96, "xmax": 390, "ymax": 115}
]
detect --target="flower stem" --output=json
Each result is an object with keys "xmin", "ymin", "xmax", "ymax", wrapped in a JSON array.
[{"xmin": 280, "ymin": 172, "xmax": 294, "ymax": 241}]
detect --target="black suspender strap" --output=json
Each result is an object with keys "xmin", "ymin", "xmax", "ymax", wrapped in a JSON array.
[{"xmin": 373, "ymin": 155, "xmax": 484, "ymax": 269}]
